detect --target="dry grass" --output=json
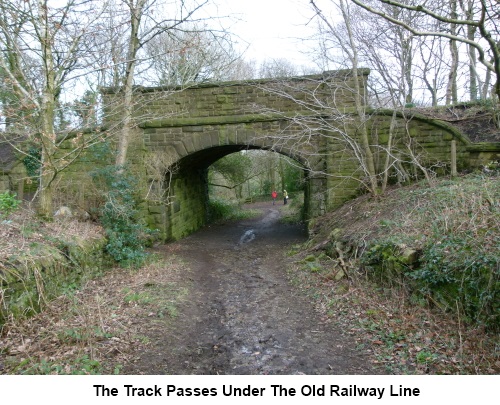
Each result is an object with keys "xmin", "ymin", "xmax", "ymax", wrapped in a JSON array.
[
  {"xmin": 289, "ymin": 250, "xmax": 500, "ymax": 374},
  {"xmin": 0, "ymin": 205, "xmax": 103, "ymax": 263},
  {"xmin": 0, "ymin": 252, "xmax": 188, "ymax": 374}
]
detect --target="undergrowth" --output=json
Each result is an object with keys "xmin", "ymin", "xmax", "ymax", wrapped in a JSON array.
[
  {"xmin": 0, "ymin": 209, "xmax": 107, "ymax": 327},
  {"xmin": 294, "ymin": 172, "xmax": 499, "ymax": 373},
  {"xmin": 0, "ymin": 191, "xmax": 20, "ymax": 218},
  {"xmin": 1, "ymin": 256, "xmax": 187, "ymax": 374},
  {"xmin": 361, "ymin": 174, "xmax": 499, "ymax": 330},
  {"xmin": 90, "ymin": 146, "xmax": 153, "ymax": 267}
]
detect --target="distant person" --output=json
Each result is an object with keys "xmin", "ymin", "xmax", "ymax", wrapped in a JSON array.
[
  {"xmin": 271, "ymin": 190, "xmax": 278, "ymax": 205},
  {"xmin": 283, "ymin": 190, "xmax": 288, "ymax": 205}
]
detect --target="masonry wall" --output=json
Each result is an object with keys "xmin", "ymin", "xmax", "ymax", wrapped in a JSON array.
[
  {"xmin": 323, "ymin": 112, "xmax": 476, "ymax": 211},
  {"xmin": 169, "ymin": 168, "xmax": 208, "ymax": 240},
  {"xmin": 367, "ymin": 112, "xmax": 471, "ymax": 173}
]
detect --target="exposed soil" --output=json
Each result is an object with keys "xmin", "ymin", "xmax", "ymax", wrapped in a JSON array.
[{"xmin": 122, "ymin": 201, "xmax": 377, "ymax": 375}]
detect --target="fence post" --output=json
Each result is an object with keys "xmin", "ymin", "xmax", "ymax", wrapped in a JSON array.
[{"xmin": 451, "ymin": 140, "xmax": 457, "ymax": 177}]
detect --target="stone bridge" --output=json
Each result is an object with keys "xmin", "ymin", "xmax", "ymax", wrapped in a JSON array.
[
  {"xmin": 95, "ymin": 70, "xmax": 497, "ymax": 240},
  {"xmin": 10, "ymin": 70, "xmax": 493, "ymax": 241}
]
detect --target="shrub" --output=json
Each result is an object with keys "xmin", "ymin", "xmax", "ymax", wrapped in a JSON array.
[
  {"xmin": 207, "ymin": 199, "xmax": 234, "ymax": 222},
  {"xmin": 0, "ymin": 191, "xmax": 21, "ymax": 218},
  {"xmin": 207, "ymin": 199, "xmax": 259, "ymax": 223},
  {"xmin": 91, "ymin": 166, "xmax": 151, "ymax": 267},
  {"xmin": 409, "ymin": 233, "xmax": 499, "ymax": 328},
  {"xmin": 361, "ymin": 175, "xmax": 500, "ymax": 330}
]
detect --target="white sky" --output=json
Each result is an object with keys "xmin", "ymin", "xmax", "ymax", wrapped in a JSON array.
[{"xmin": 213, "ymin": 0, "xmax": 320, "ymax": 69}]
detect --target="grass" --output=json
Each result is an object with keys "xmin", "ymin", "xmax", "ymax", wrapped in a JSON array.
[
  {"xmin": 0, "ymin": 207, "xmax": 107, "ymax": 327},
  {"xmin": 362, "ymin": 174, "xmax": 499, "ymax": 329},
  {"xmin": 207, "ymin": 198, "xmax": 261, "ymax": 223},
  {"xmin": 16, "ymin": 355, "xmax": 107, "ymax": 375}
]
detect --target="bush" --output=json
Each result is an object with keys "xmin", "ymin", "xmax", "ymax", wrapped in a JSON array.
[
  {"xmin": 409, "ymin": 234, "xmax": 499, "ymax": 328},
  {"xmin": 91, "ymin": 166, "xmax": 151, "ymax": 267},
  {"xmin": 207, "ymin": 199, "xmax": 259, "ymax": 223},
  {"xmin": 207, "ymin": 199, "xmax": 234, "ymax": 222},
  {"xmin": 0, "ymin": 191, "xmax": 21, "ymax": 218}
]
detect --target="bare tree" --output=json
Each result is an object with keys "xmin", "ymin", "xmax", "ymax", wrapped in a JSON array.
[
  {"xmin": 247, "ymin": 1, "xmax": 445, "ymax": 201},
  {"xmin": 0, "ymin": 0, "xmax": 106, "ymax": 217},
  {"xmin": 311, "ymin": 0, "xmax": 379, "ymax": 194},
  {"xmin": 258, "ymin": 58, "xmax": 300, "ymax": 79},
  {"xmin": 141, "ymin": 25, "xmax": 241, "ymax": 86},
  {"xmin": 415, "ymin": 35, "xmax": 449, "ymax": 106},
  {"xmin": 109, "ymin": 0, "xmax": 211, "ymax": 169},
  {"xmin": 351, "ymin": 0, "xmax": 500, "ymax": 104}
]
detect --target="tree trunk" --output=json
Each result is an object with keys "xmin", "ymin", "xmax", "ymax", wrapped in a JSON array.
[
  {"xmin": 115, "ymin": 0, "xmax": 145, "ymax": 168},
  {"xmin": 115, "ymin": 68, "xmax": 135, "ymax": 168},
  {"xmin": 37, "ymin": 0, "xmax": 57, "ymax": 218},
  {"xmin": 381, "ymin": 110, "xmax": 397, "ymax": 194},
  {"xmin": 446, "ymin": 0, "xmax": 459, "ymax": 105},
  {"xmin": 465, "ymin": 1, "xmax": 479, "ymax": 100},
  {"xmin": 340, "ymin": 0, "xmax": 378, "ymax": 195}
]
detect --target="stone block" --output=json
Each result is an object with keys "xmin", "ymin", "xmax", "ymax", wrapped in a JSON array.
[{"xmin": 150, "ymin": 133, "xmax": 166, "ymax": 142}]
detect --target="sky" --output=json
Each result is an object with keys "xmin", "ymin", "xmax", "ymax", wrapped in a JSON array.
[{"xmin": 213, "ymin": 0, "xmax": 320, "ymax": 69}]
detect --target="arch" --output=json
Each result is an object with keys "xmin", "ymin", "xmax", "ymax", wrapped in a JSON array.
[{"xmin": 144, "ymin": 140, "xmax": 313, "ymax": 241}]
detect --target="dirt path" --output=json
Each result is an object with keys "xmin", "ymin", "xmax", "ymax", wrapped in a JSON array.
[{"xmin": 124, "ymin": 202, "xmax": 377, "ymax": 375}]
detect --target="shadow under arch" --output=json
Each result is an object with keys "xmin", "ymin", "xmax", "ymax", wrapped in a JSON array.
[{"xmin": 160, "ymin": 144, "xmax": 312, "ymax": 241}]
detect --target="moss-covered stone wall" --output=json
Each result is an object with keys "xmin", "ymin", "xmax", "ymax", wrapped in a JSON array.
[
  {"xmin": 94, "ymin": 73, "xmax": 500, "ymax": 239},
  {"xmin": 0, "ymin": 234, "xmax": 107, "ymax": 325}
]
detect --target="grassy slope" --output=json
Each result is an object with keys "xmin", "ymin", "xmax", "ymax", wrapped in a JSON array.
[{"xmin": 289, "ymin": 173, "xmax": 499, "ymax": 374}]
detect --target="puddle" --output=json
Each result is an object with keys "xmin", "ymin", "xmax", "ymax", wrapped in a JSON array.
[{"xmin": 238, "ymin": 229, "xmax": 256, "ymax": 244}]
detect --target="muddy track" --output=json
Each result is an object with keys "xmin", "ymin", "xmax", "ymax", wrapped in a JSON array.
[{"xmin": 124, "ymin": 202, "xmax": 377, "ymax": 375}]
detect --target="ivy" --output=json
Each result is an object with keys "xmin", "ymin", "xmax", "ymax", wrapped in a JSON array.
[
  {"xmin": 0, "ymin": 191, "xmax": 20, "ymax": 218},
  {"xmin": 91, "ymin": 165, "xmax": 151, "ymax": 267},
  {"xmin": 22, "ymin": 147, "xmax": 41, "ymax": 178},
  {"xmin": 409, "ymin": 234, "xmax": 499, "ymax": 329}
]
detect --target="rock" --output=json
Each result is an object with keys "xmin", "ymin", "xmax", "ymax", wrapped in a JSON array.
[
  {"xmin": 329, "ymin": 228, "xmax": 343, "ymax": 242},
  {"xmin": 399, "ymin": 246, "xmax": 419, "ymax": 265},
  {"xmin": 54, "ymin": 206, "xmax": 72, "ymax": 220},
  {"xmin": 334, "ymin": 269, "xmax": 346, "ymax": 281}
]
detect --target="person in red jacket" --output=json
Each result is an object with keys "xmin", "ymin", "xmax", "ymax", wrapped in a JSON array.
[{"xmin": 271, "ymin": 190, "xmax": 278, "ymax": 205}]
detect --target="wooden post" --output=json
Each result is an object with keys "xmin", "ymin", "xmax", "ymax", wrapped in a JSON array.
[{"xmin": 451, "ymin": 140, "xmax": 457, "ymax": 177}]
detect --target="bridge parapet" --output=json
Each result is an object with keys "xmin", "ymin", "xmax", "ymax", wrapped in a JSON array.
[{"xmin": 101, "ymin": 69, "xmax": 369, "ymax": 126}]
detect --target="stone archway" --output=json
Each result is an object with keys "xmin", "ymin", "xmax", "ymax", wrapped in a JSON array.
[{"xmin": 142, "ymin": 132, "xmax": 319, "ymax": 241}]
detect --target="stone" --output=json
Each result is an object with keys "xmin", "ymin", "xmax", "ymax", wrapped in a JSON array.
[{"xmin": 54, "ymin": 206, "xmax": 72, "ymax": 220}]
